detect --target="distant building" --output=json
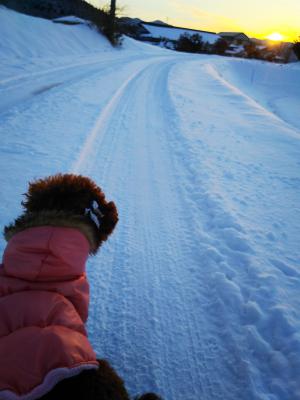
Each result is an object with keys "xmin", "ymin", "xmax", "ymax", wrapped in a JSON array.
[
  {"xmin": 219, "ymin": 32, "xmax": 250, "ymax": 46},
  {"xmin": 277, "ymin": 42, "xmax": 299, "ymax": 63},
  {"xmin": 250, "ymin": 39, "xmax": 299, "ymax": 63},
  {"xmin": 225, "ymin": 44, "xmax": 246, "ymax": 58},
  {"xmin": 118, "ymin": 17, "xmax": 150, "ymax": 37},
  {"xmin": 288, "ymin": 48, "xmax": 298, "ymax": 63}
]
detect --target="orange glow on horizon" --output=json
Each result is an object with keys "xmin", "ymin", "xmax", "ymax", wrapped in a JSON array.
[
  {"xmin": 231, "ymin": 28, "xmax": 296, "ymax": 43},
  {"xmin": 88, "ymin": 0, "xmax": 299, "ymax": 43}
]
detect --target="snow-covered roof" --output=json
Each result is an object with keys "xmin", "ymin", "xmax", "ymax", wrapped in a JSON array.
[
  {"xmin": 142, "ymin": 23, "xmax": 220, "ymax": 44},
  {"xmin": 219, "ymin": 32, "xmax": 243, "ymax": 36},
  {"xmin": 219, "ymin": 32, "xmax": 250, "ymax": 40},
  {"xmin": 256, "ymin": 44, "xmax": 267, "ymax": 50},
  {"xmin": 53, "ymin": 16, "xmax": 88, "ymax": 25}
]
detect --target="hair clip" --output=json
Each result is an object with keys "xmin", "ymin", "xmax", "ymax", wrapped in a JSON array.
[{"xmin": 85, "ymin": 201, "xmax": 104, "ymax": 229}]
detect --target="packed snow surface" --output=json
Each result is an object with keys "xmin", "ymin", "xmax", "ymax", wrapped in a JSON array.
[{"xmin": 0, "ymin": 7, "xmax": 300, "ymax": 400}]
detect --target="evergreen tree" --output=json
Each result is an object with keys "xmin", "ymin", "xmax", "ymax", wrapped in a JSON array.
[
  {"xmin": 213, "ymin": 38, "xmax": 228, "ymax": 55},
  {"xmin": 293, "ymin": 39, "xmax": 300, "ymax": 60},
  {"xmin": 175, "ymin": 33, "xmax": 203, "ymax": 53}
]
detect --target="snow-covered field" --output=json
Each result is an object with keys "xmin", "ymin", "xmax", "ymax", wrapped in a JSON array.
[{"xmin": 0, "ymin": 6, "xmax": 300, "ymax": 400}]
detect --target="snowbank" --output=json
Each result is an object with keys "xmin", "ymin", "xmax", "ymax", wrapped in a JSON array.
[
  {"xmin": 0, "ymin": 6, "xmax": 111, "ymax": 61},
  {"xmin": 210, "ymin": 58, "xmax": 300, "ymax": 131}
]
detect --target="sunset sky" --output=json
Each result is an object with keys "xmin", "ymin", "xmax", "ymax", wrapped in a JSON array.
[{"xmin": 87, "ymin": 0, "xmax": 299, "ymax": 42}]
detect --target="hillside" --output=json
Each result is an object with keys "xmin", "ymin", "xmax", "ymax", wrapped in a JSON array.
[
  {"xmin": 0, "ymin": 0, "xmax": 106, "ymax": 20},
  {"xmin": 142, "ymin": 22, "xmax": 220, "ymax": 44}
]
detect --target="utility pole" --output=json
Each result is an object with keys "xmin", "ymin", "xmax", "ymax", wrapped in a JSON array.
[
  {"xmin": 109, "ymin": 0, "xmax": 116, "ymax": 42},
  {"xmin": 110, "ymin": 0, "xmax": 116, "ymax": 20}
]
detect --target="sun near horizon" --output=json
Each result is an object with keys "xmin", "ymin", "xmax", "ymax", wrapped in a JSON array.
[{"xmin": 265, "ymin": 32, "xmax": 283, "ymax": 41}]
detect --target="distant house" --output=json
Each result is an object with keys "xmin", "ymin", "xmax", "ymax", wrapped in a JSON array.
[
  {"xmin": 277, "ymin": 42, "xmax": 299, "ymax": 63},
  {"xmin": 219, "ymin": 32, "xmax": 250, "ymax": 46},
  {"xmin": 287, "ymin": 48, "xmax": 298, "ymax": 63},
  {"xmin": 251, "ymin": 40, "xmax": 299, "ymax": 63},
  {"xmin": 118, "ymin": 17, "xmax": 149, "ymax": 37},
  {"xmin": 225, "ymin": 44, "xmax": 246, "ymax": 57}
]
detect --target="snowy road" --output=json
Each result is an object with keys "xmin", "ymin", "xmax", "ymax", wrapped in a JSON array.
[
  {"xmin": 1, "ymin": 15, "xmax": 300, "ymax": 399},
  {"xmin": 72, "ymin": 57, "xmax": 255, "ymax": 398},
  {"xmin": 75, "ymin": 58, "xmax": 254, "ymax": 399}
]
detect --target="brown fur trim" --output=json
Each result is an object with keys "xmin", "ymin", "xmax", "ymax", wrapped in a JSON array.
[{"xmin": 4, "ymin": 211, "xmax": 99, "ymax": 254}]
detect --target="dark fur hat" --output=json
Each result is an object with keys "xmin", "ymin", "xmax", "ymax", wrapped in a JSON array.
[{"xmin": 4, "ymin": 174, "xmax": 118, "ymax": 254}]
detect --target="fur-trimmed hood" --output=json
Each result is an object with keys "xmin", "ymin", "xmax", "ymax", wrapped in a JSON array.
[{"xmin": 4, "ymin": 210, "xmax": 99, "ymax": 254}]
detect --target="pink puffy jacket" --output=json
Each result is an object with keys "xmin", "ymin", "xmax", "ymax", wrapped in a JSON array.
[{"xmin": 0, "ymin": 226, "xmax": 98, "ymax": 400}]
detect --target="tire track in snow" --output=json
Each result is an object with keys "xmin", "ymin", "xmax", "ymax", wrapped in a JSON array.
[
  {"xmin": 0, "ymin": 55, "xmax": 118, "ymax": 86},
  {"xmin": 0, "ymin": 54, "xmax": 148, "ymax": 114},
  {"xmin": 71, "ymin": 65, "xmax": 147, "ymax": 174}
]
